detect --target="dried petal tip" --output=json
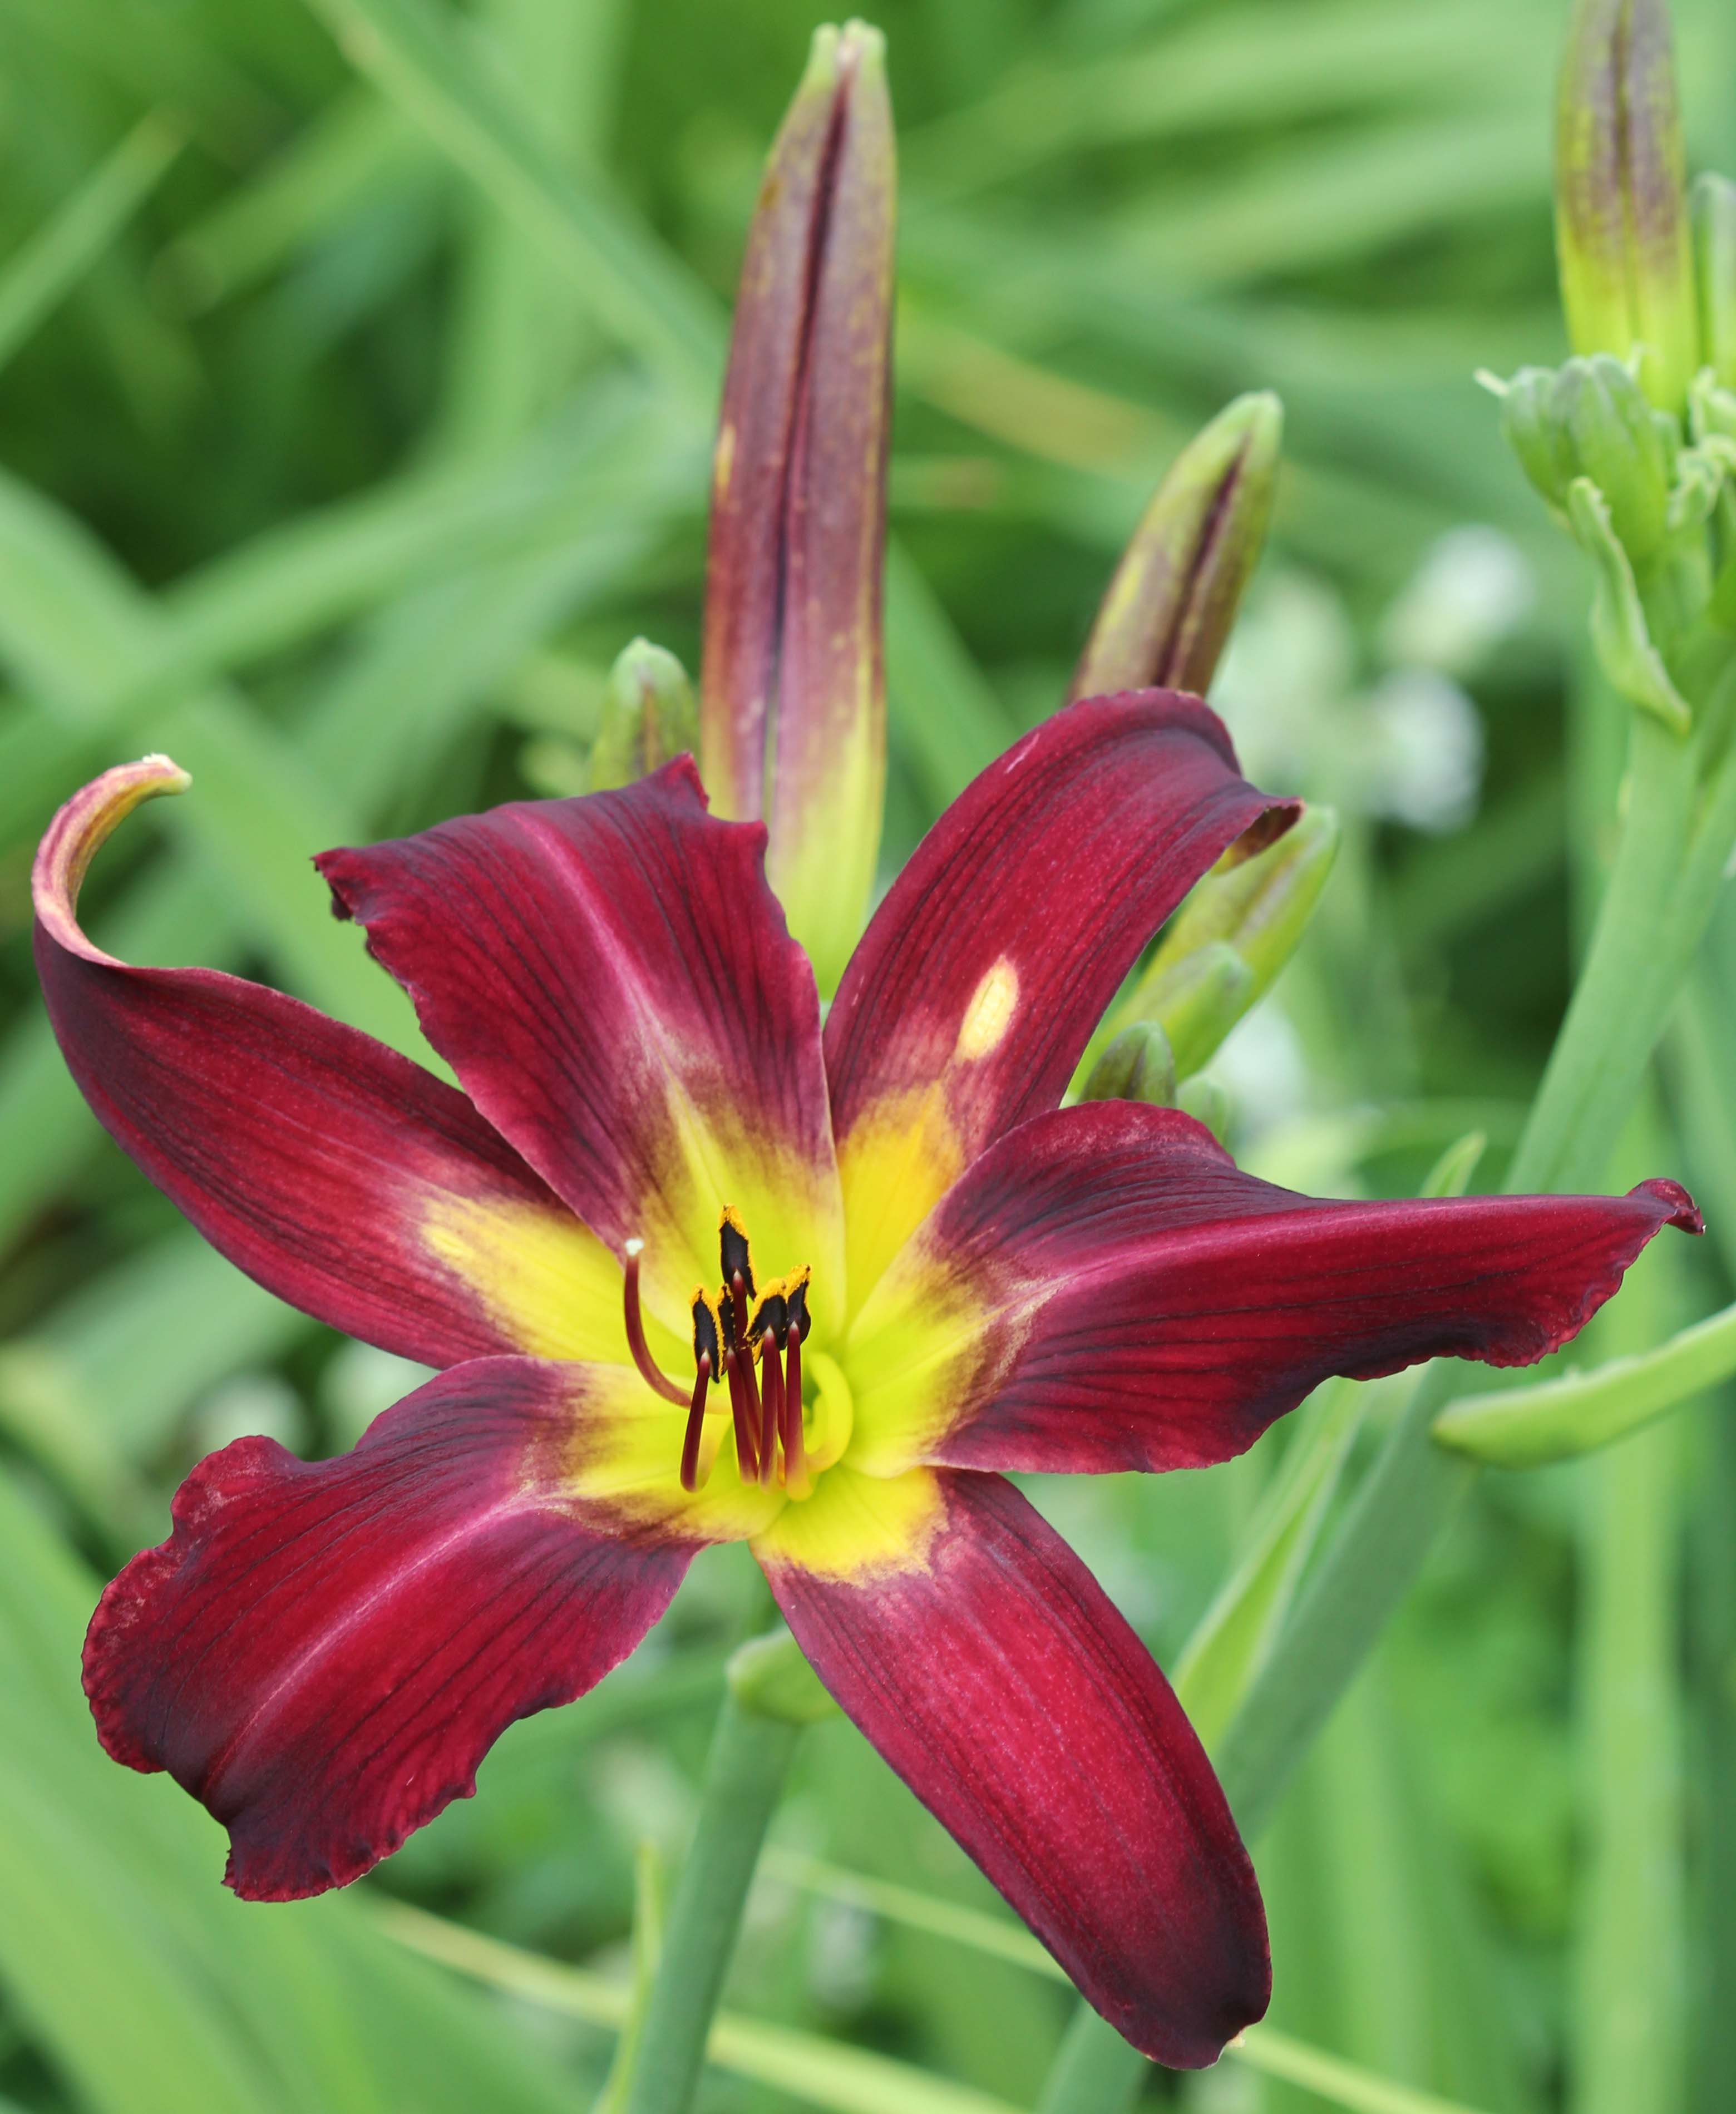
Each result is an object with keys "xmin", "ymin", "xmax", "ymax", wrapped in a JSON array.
[
  {"xmin": 32, "ymin": 753, "xmax": 191, "ymax": 954},
  {"xmin": 1070, "ymin": 391, "xmax": 1281, "ymax": 704},
  {"xmin": 590, "ymin": 639, "xmax": 698, "ymax": 792},
  {"xmin": 701, "ymin": 19, "xmax": 895, "ymax": 996},
  {"xmin": 1555, "ymin": 0, "xmax": 1695, "ymax": 411}
]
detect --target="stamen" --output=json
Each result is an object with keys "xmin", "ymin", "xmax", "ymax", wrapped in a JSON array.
[
  {"xmin": 730, "ymin": 1265, "xmax": 762, "ymax": 1429},
  {"xmin": 758, "ymin": 1327, "xmax": 782, "ymax": 1486},
  {"xmin": 782, "ymin": 1326, "xmax": 810, "ymax": 1499},
  {"xmin": 724, "ymin": 1345, "xmax": 760, "ymax": 1480},
  {"xmin": 623, "ymin": 1241, "xmax": 689, "ymax": 1406},
  {"xmin": 679, "ymin": 1354, "xmax": 713, "ymax": 1492}
]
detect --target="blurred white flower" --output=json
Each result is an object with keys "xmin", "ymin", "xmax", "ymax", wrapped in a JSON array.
[
  {"xmin": 1214, "ymin": 564, "xmax": 1486, "ymax": 834},
  {"xmin": 1359, "ymin": 669, "xmax": 1485, "ymax": 833},
  {"xmin": 1379, "ymin": 524, "xmax": 1535, "ymax": 676},
  {"xmin": 1206, "ymin": 1005, "xmax": 1311, "ymax": 1147}
]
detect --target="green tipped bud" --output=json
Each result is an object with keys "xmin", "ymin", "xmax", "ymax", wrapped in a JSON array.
[
  {"xmin": 1555, "ymin": 354, "xmax": 1675, "ymax": 561},
  {"xmin": 590, "ymin": 638, "xmax": 698, "ymax": 792},
  {"xmin": 1080, "ymin": 1020, "xmax": 1177, "ymax": 1108},
  {"xmin": 1069, "ymin": 391, "xmax": 1282, "ymax": 703},
  {"xmin": 1497, "ymin": 355, "xmax": 1675, "ymax": 566},
  {"xmin": 727, "ymin": 1628, "xmax": 840, "ymax": 1723},
  {"xmin": 701, "ymin": 22, "xmax": 895, "ymax": 995},
  {"xmin": 1498, "ymin": 367, "xmax": 1582, "ymax": 514},
  {"xmin": 1096, "ymin": 807, "xmax": 1338, "ymax": 1081},
  {"xmin": 1555, "ymin": 0, "xmax": 1696, "ymax": 411},
  {"xmin": 1175, "ymin": 1076, "xmax": 1231, "ymax": 1146},
  {"xmin": 1142, "ymin": 943, "xmax": 1255, "ymax": 1082},
  {"xmin": 1693, "ymin": 172, "xmax": 1736, "ymax": 389}
]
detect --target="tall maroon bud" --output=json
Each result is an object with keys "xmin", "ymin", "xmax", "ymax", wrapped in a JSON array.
[
  {"xmin": 1068, "ymin": 392, "xmax": 1281, "ymax": 704},
  {"xmin": 699, "ymin": 22, "xmax": 895, "ymax": 996}
]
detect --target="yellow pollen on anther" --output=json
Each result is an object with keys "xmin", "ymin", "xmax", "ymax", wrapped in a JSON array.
[{"xmin": 954, "ymin": 956, "xmax": 1019, "ymax": 1060}]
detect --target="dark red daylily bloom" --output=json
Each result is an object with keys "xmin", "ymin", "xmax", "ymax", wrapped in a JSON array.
[{"xmin": 38, "ymin": 695, "xmax": 1696, "ymax": 2071}]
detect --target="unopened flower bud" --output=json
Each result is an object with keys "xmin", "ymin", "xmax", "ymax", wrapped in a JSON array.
[
  {"xmin": 1069, "ymin": 392, "xmax": 1281, "ymax": 703},
  {"xmin": 1497, "ymin": 367, "xmax": 1582, "ymax": 515},
  {"xmin": 1098, "ymin": 807, "xmax": 1338, "ymax": 1080},
  {"xmin": 590, "ymin": 639, "xmax": 698, "ymax": 792},
  {"xmin": 1693, "ymin": 172, "xmax": 1736, "ymax": 389},
  {"xmin": 1497, "ymin": 355, "xmax": 1674, "ymax": 566},
  {"xmin": 700, "ymin": 22, "xmax": 895, "ymax": 995},
  {"xmin": 1079, "ymin": 1020, "xmax": 1177, "ymax": 1108},
  {"xmin": 1555, "ymin": 0, "xmax": 1696, "ymax": 410}
]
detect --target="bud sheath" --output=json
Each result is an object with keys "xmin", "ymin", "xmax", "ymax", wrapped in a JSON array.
[
  {"xmin": 700, "ymin": 22, "xmax": 895, "ymax": 993},
  {"xmin": 1069, "ymin": 391, "xmax": 1281, "ymax": 703}
]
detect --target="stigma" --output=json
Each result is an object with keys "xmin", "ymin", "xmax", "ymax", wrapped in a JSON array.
[{"xmin": 620, "ymin": 1211, "xmax": 813, "ymax": 1497}]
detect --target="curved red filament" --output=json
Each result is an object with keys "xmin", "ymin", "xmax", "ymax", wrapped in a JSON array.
[
  {"xmin": 758, "ymin": 1328, "xmax": 782, "ymax": 1486},
  {"xmin": 679, "ymin": 1353, "xmax": 713, "ymax": 1492},
  {"xmin": 724, "ymin": 1346, "xmax": 760, "ymax": 1480},
  {"xmin": 781, "ymin": 1326, "xmax": 806, "ymax": 1494},
  {"xmin": 623, "ymin": 1243, "xmax": 688, "ymax": 1406}
]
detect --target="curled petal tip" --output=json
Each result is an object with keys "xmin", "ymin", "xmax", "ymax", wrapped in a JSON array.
[
  {"xmin": 32, "ymin": 755, "xmax": 192, "ymax": 957},
  {"xmin": 1631, "ymin": 1175, "xmax": 1702, "ymax": 1232}
]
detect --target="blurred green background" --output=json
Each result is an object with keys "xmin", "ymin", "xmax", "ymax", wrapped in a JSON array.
[{"xmin": 2, "ymin": 0, "xmax": 1735, "ymax": 2109}]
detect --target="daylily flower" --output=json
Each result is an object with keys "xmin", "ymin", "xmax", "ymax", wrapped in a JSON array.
[{"xmin": 39, "ymin": 702, "xmax": 1697, "ymax": 2070}]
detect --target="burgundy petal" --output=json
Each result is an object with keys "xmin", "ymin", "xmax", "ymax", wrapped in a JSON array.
[
  {"xmin": 34, "ymin": 758, "xmax": 617, "ymax": 1369},
  {"xmin": 316, "ymin": 761, "xmax": 843, "ymax": 1324},
  {"xmin": 758, "ymin": 1469, "xmax": 1269, "ymax": 2068},
  {"xmin": 846, "ymin": 1100, "xmax": 1701, "ymax": 1476},
  {"xmin": 823, "ymin": 692, "xmax": 1297, "ymax": 1301},
  {"xmin": 85, "ymin": 1357, "xmax": 699, "ymax": 1900}
]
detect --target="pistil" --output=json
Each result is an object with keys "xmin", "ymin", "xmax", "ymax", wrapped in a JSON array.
[{"xmin": 623, "ymin": 1240, "xmax": 689, "ymax": 1406}]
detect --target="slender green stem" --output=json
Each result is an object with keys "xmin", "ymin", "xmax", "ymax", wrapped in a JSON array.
[{"xmin": 620, "ymin": 1689, "xmax": 801, "ymax": 2114}]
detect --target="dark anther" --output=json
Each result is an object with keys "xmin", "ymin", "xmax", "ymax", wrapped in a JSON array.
[
  {"xmin": 692, "ymin": 1290, "xmax": 724, "ymax": 1376},
  {"xmin": 785, "ymin": 1275, "xmax": 812, "ymax": 1344},
  {"xmin": 624, "ymin": 1242, "xmax": 689, "ymax": 1406},
  {"xmin": 719, "ymin": 1206, "xmax": 756, "ymax": 1300},
  {"xmin": 749, "ymin": 1288, "xmax": 789, "ymax": 1344}
]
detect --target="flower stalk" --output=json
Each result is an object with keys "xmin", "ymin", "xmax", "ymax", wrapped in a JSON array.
[{"xmin": 619, "ymin": 1675, "xmax": 804, "ymax": 2114}]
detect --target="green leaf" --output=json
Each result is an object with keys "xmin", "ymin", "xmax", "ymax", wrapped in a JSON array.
[{"xmin": 0, "ymin": 112, "xmax": 182, "ymax": 375}]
